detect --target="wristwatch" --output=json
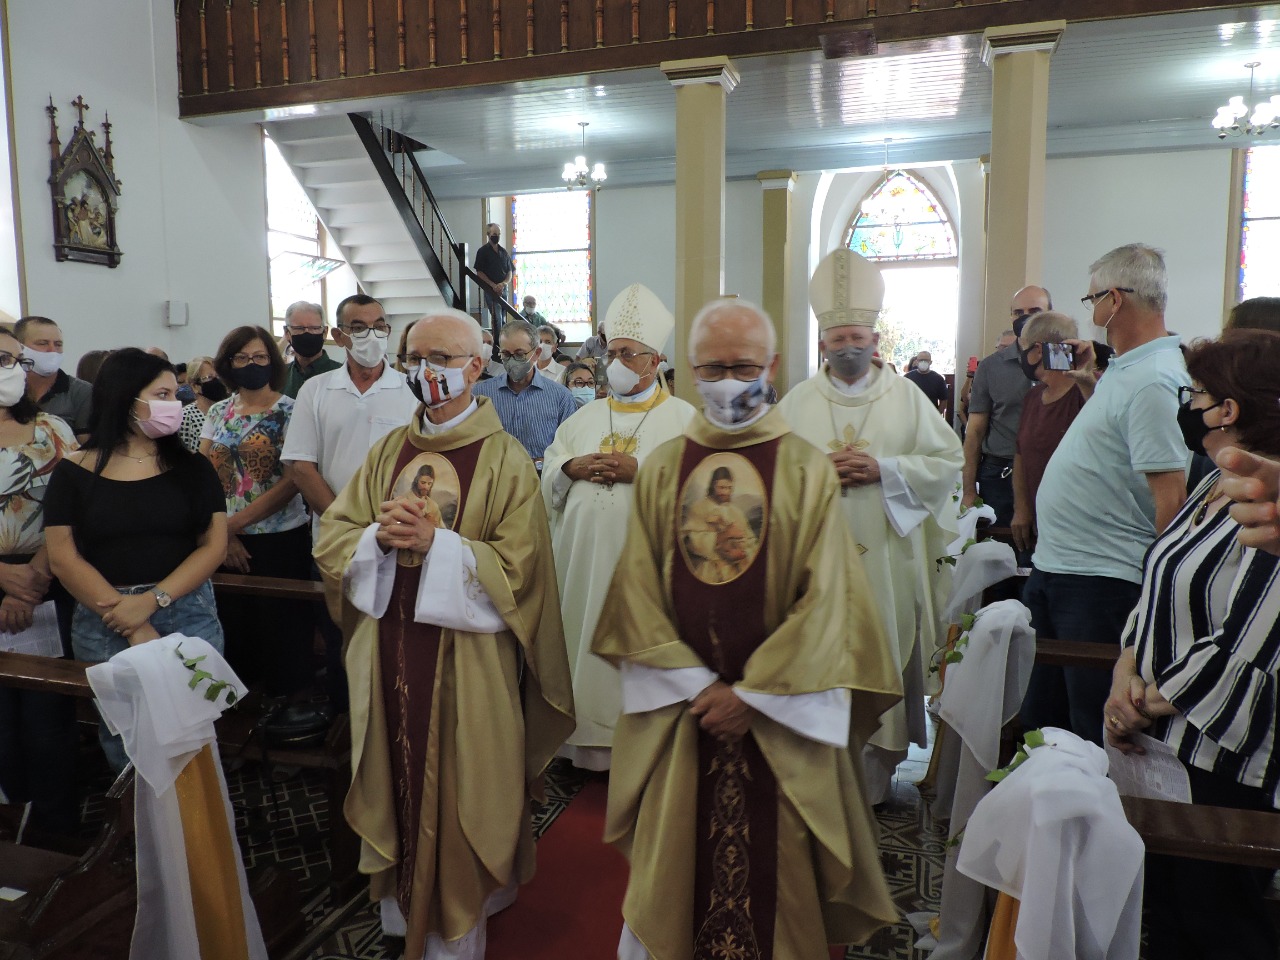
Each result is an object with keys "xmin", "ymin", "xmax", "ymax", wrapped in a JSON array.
[{"xmin": 152, "ymin": 588, "xmax": 173, "ymax": 609}]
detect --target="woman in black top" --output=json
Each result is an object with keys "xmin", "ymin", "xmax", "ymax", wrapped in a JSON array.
[{"xmin": 45, "ymin": 349, "xmax": 227, "ymax": 771}]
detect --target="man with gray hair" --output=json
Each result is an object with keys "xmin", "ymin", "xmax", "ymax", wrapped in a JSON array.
[
  {"xmin": 315, "ymin": 307, "xmax": 574, "ymax": 959},
  {"xmin": 281, "ymin": 300, "xmax": 339, "ymax": 398},
  {"xmin": 474, "ymin": 222, "xmax": 512, "ymax": 328},
  {"xmin": 472, "ymin": 317, "xmax": 577, "ymax": 469},
  {"xmin": 593, "ymin": 297, "xmax": 901, "ymax": 959},
  {"xmin": 1020, "ymin": 244, "xmax": 1190, "ymax": 745}
]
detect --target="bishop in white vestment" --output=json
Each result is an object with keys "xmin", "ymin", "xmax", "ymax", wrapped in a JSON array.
[
  {"xmin": 777, "ymin": 249, "xmax": 963, "ymax": 804},
  {"xmin": 542, "ymin": 284, "xmax": 696, "ymax": 770}
]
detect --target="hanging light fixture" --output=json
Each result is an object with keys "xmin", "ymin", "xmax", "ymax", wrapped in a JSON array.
[
  {"xmin": 561, "ymin": 121, "xmax": 606, "ymax": 190},
  {"xmin": 1212, "ymin": 62, "xmax": 1280, "ymax": 139},
  {"xmin": 858, "ymin": 138, "xmax": 898, "ymax": 224}
]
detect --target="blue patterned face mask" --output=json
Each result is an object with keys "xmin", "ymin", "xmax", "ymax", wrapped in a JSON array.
[{"xmin": 696, "ymin": 368, "xmax": 770, "ymax": 425}]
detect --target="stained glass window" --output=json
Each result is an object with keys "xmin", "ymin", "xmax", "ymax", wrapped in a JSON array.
[
  {"xmin": 1240, "ymin": 146, "xmax": 1280, "ymax": 301},
  {"xmin": 510, "ymin": 191, "xmax": 593, "ymax": 342},
  {"xmin": 266, "ymin": 135, "xmax": 323, "ymax": 333},
  {"xmin": 845, "ymin": 171, "xmax": 957, "ymax": 262}
]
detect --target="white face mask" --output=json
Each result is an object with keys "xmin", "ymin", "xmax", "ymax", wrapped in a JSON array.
[
  {"xmin": 917, "ymin": 360, "xmax": 931, "ymax": 373},
  {"xmin": 696, "ymin": 368, "xmax": 771, "ymax": 426},
  {"xmin": 606, "ymin": 357, "xmax": 647, "ymax": 397},
  {"xmin": 0, "ymin": 365, "xmax": 26, "ymax": 407},
  {"xmin": 22, "ymin": 347, "xmax": 61, "ymax": 377},
  {"xmin": 347, "ymin": 332, "xmax": 389, "ymax": 368},
  {"xmin": 409, "ymin": 361, "xmax": 469, "ymax": 409}
]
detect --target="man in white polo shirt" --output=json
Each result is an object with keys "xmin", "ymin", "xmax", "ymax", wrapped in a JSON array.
[
  {"xmin": 1020, "ymin": 244, "xmax": 1189, "ymax": 746},
  {"xmin": 282, "ymin": 293, "xmax": 418, "ymax": 710}
]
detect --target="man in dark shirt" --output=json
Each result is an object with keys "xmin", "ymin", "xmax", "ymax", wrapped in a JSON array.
[
  {"xmin": 904, "ymin": 351, "xmax": 949, "ymax": 413},
  {"xmin": 473, "ymin": 222, "xmax": 513, "ymax": 329},
  {"xmin": 16, "ymin": 315, "xmax": 92, "ymax": 439},
  {"xmin": 281, "ymin": 300, "xmax": 341, "ymax": 398}
]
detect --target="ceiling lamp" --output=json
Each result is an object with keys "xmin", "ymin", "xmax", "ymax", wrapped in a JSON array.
[
  {"xmin": 1212, "ymin": 62, "xmax": 1280, "ymax": 139},
  {"xmin": 562, "ymin": 121, "xmax": 606, "ymax": 190},
  {"xmin": 858, "ymin": 138, "xmax": 898, "ymax": 223}
]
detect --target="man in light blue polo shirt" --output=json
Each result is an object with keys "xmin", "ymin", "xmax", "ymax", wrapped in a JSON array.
[
  {"xmin": 1021, "ymin": 244, "xmax": 1190, "ymax": 745},
  {"xmin": 473, "ymin": 317, "xmax": 578, "ymax": 470}
]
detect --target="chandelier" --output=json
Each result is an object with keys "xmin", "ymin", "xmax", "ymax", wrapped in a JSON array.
[
  {"xmin": 858, "ymin": 138, "xmax": 898, "ymax": 223},
  {"xmin": 561, "ymin": 122, "xmax": 606, "ymax": 190},
  {"xmin": 1212, "ymin": 62, "xmax": 1280, "ymax": 139}
]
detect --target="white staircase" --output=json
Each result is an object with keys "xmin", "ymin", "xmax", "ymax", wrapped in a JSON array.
[{"xmin": 266, "ymin": 116, "xmax": 447, "ymax": 333}]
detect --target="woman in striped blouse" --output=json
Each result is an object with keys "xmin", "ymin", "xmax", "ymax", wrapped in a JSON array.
[{"xmin": 1105, "ymin": 329, "xmax": 1280, "ymax": 960}]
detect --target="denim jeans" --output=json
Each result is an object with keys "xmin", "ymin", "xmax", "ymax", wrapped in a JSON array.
[
  {"xmin": 976, "ymin": 455, "xmax": 1015, "ymax": 528},
  {"xmin": 1019, "ymin": 569, "xmax": 1141, "ymax": 746},
  {"xmin": 72, "ymin": 579, "xmax": 225, "ymax": 772},
  {"xmin": 482, "ymin": 288, "xmax": 505, "ymax": 329}
]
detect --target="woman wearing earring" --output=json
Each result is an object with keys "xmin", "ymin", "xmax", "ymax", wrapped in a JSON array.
[
  {"xmin": 1105, "ymin": 329, "xmax": 1280, "ymax": 960},
  {"xmin": 200, "ymin": 326, "xmax": 314, "ymax": 702},
  {"xmin": 44, "ymin": 348, "xmax": 227, "ymax": 771}
]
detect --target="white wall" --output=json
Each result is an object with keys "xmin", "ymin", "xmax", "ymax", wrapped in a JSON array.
[
  {"xmin": 0, "ymin": 16, "xmax": 21, "ymax": 321},
  {"xmin": 4, "ymin": 0, "xmax": 269, "ymax": 364},
  {"xmin": 1043, "ymin": 149, "xmax": 1233, "ymax": 346}
]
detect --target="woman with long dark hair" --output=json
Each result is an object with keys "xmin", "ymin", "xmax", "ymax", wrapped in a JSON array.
[
  {"xmin": 200, "ymin": 325, "xmax": 314, "ymax": 702},
  {"xmin": 44, "ymin": 348, "xmax": 226, "ymax": 770},
  {"xmin": 0, "ymin": 327, "xmax": 80, "ymax": 832}
]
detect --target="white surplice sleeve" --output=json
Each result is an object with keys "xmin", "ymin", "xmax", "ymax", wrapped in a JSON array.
[
  {"xmin": 619, "ymin": 662, "xmax": 851, "ymax": 747},
  {"xmin": 879, "ymin": 456, "xmax": 930, "ymax": 538},
  {"xmin": 413, "ymin": 528, "xmax": 506, "ymax": 633},
  {"xmin": 548, "ymin": 467, "xmax": 574, "ymax": 512},
  {"xmin": 344, "ymin": 523, "xmax": 396, "ymax": 618}
]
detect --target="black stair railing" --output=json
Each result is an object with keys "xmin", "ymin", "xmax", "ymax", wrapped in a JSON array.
[{"xmin": 349, "ymin": 113, "xmax": 521, "ymax": 326}]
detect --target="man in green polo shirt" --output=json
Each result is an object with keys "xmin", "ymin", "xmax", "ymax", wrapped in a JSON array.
[
  {"xmin": 281, "ymin": 300, "xmax": 341, "ymax": 399},
  {"xmin": 16, "ymin": 315, "xmax": 92, "ymax": 439}
]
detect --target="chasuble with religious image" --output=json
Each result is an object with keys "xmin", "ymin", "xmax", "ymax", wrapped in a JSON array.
[
  {"xmin": 593, "ymin": 409, "xmax": 902, "ymax": 960},
  {"xmin": 314, "ymin": 398, "xmax": 575, "ymax": 960}
]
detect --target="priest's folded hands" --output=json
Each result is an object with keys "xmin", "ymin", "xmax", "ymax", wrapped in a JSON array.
[
  {"xmin": 374, "ymin": 496, "xmax": 437, "ymax": 555},
  {"xmin": 830, "ymin": 447, "xmax": 881, "ymax": 487},
  {"xmin": 688, "ymin": 679, "xmax": 753, "ymax": 740},
  {"xmin": 563, "ymin": 451, "xmax": 639, "ymax": 485}
]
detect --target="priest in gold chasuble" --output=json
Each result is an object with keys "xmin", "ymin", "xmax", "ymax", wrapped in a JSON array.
[
  {"xmin": 541, "ymin": 283, "xmax": 696, "ymax": 771},
  {"xmin": 777, "ymin": 250, "xmax": 963, "ymax": 806},
  {"xmin": 593, "ymin": 300, "xmax": 902, "ymax": 960},
  {"xmin": 315, "ymin": 309, "xmax": 575, "ymax": 960}
]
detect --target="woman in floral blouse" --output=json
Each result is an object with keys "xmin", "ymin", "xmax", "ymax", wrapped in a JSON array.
[
  {"xmin": 0, "ymin": 327, "xmax": 79, "ymax": 833},
  {"xmin": 200, "ymin": 326, "xmax": 314, "ymax": 700}
]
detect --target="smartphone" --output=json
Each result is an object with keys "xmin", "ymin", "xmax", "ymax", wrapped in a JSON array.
[
  {"xmin": 1043, "ymin": 342, "xmax": 1074, "ymax": 372},
  {"xmin": 966, "ymin": 355, "xmax": 978, "ymax": 375}
]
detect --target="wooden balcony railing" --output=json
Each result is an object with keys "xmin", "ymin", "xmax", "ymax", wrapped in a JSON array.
[{"xmin": 175, "ymin": 0, "xmax": 1228, "ymax": 118}]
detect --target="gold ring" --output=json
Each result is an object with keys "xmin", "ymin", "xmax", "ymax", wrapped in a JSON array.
[{"xmin": 1109, "ymin": 715, "xmax": 1122, "ymax": 727}]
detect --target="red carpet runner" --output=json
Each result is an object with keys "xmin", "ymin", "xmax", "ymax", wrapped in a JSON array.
[
  {"xmin": 486, "ymin": 778, "xmax": 850, "ymax": 960},
  {"xmin": 487, "ymin": 780, "xmax": 630, "ymax": 960}
]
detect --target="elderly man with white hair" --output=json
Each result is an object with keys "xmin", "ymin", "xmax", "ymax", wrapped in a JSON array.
[
  {"xmin": 315, "ymin": 308, "xmax": 574, "ymax": 960},
  {"xmin": 282, "ymin": 300, "xmax": 340, "ymax": 398},
  {"xmin": 1020, "ymin": 243, "xmax": 1189, "ymax": 746},
  {"xmin": 592, "ymin": 298, "xmax": 901, "ymax": 960},
  {"xmin": 778, "ymin": 249, "xmax": 964, "ymax": 806}
]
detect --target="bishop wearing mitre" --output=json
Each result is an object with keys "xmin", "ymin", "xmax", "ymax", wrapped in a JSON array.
[
  {"xmin": 777, "ymin": 249, "xmax": 964, "ymax": 804},
  {"xmin": 593, "ymin": 298, "xmax": 901, "ymax": 960},
  {"xmin": 541, "ymin": 283, "xmax": 696, "ymax": 771},
  {"xmin": 315, "ymin": 308, "xmax": 574, "ymax": 960}
]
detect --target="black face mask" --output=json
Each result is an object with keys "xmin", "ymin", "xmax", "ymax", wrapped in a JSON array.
[
  {"xmin": 290, "ymin": 332, "xmax": 325, "ymax": 359},
  {"xmin": 1017, "ymin": 344, "xmax": 1041, "ymax": 384},
  {"xmin": 230, "ymin": 364, "xmax": 273, "ymax": 392},
  {"xmin": 1177, "ymin": 399, "xmax": 1222, "ymax": 457},
  {"xmin": 1012, "ymin": 315, "xmax": 1030, "ymax": 339},
  {"xmin": 488, "ymin": 234, "xmax": 500, "ymax": 245},
  {"xmin": 199, "ymin": 379, "xmax": 229, "ymax": 403}
]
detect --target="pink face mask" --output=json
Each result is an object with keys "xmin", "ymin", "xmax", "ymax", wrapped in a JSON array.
[{"xmin": 133, "ymin": 397, "xmax": 183, "ymax": 438}]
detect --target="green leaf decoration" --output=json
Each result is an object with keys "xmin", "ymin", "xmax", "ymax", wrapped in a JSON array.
[
  {"xmin": 959, "ymin": 613, "xmax": 977, "ymax": 630},
  {"xmin": 174, "ymin": 643, "xmax": 238, "ymax": 708},
  {"xmin": 984, "ymin": 729, "xmax": 1050, "ymax": 783}
]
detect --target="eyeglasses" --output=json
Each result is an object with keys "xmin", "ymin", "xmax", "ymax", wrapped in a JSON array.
[
  {"xmin": 231, "ymin": 353, "xmax": 272, "ymax": 367},
  {"xmin": 567, "ymin": 378, "xmax": 595, "ymax": 388},
  {"xmin": 193, "ymin": 375, "xmax": 219, "ymax": 386},
  {"xmin": 1178, "ymin": 385, "xmax": 1211, "ymax": 406},
  {"xmin": 342, "ymin": 320, "xmax": 391, "ymax": 338},
  {"xmin": 287, "ymin": 324, "xmax": 325, "ymax": 335},
  {"xmin": 0, "ymin": 352, "xmax": 34, "ymax": 372},
  {"xmin": 693, "ymin": 363, "xmax": 766, "ymax": 383},
  {"xmin": 398, "ymin": 352, "xmax": 475, "ymax": 367},
  {"xmin": 499, "ymin": 349, "xmax": 533, "ymax": 362},
  {"xmin": 1080, "ymin": 287, "xmax": 1134, "ymax": 307},
  {"xmin": 605, "ymin": 348, "xmax": 655, "ymax": 364}
]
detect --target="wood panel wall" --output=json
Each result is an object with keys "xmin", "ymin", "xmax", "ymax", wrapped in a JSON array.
[{"xmin": 174, "ymin": 0, "xmax": 1240, "ymax": 117}]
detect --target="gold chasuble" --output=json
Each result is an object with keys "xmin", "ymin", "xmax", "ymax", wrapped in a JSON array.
[
  {"xmin": 315, "ymin": 398, "xmax": 575, "ymax": 959},
  {"xmin": 593, "ymin": 409, "xmax": 902, "ymax": 960}
]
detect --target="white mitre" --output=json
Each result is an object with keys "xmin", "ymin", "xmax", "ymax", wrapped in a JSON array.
[
  {"xmin": 604, "ymin": 283, "xmax": 674, "ymax": 353},
  {"xmin": 809, "ymin": 249, "xmax": 885, "ymax": 331}
]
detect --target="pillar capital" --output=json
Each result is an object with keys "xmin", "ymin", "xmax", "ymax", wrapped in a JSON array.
[
  {"xmin": 757, "ymin": 170, "xmax": 795, "ymax": 192},
  {"xmin": 661, "ymin": 56, "xmax": 740, "ymax": 94},
  {"xmin": 980, "ymin": 20, "xmax": 1065, "ymax": 67}
]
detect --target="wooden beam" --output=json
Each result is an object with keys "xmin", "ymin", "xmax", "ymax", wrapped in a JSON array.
[
  {"xmin": 1122, "ymin": 796, "xmax": 1280, "ymax": 869},
  {"xmin": 1034, "ymin": 639, "xmax": 1118, "ymax": 670}
]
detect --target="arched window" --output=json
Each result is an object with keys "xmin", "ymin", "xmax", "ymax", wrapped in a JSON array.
[
  {"xmin": 845, "ymin": 171, "xmax": 957, "ymax": 262},
  {"xmin": 841, "ymin": 170, "xmax": 960, "ymax": 378}
]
